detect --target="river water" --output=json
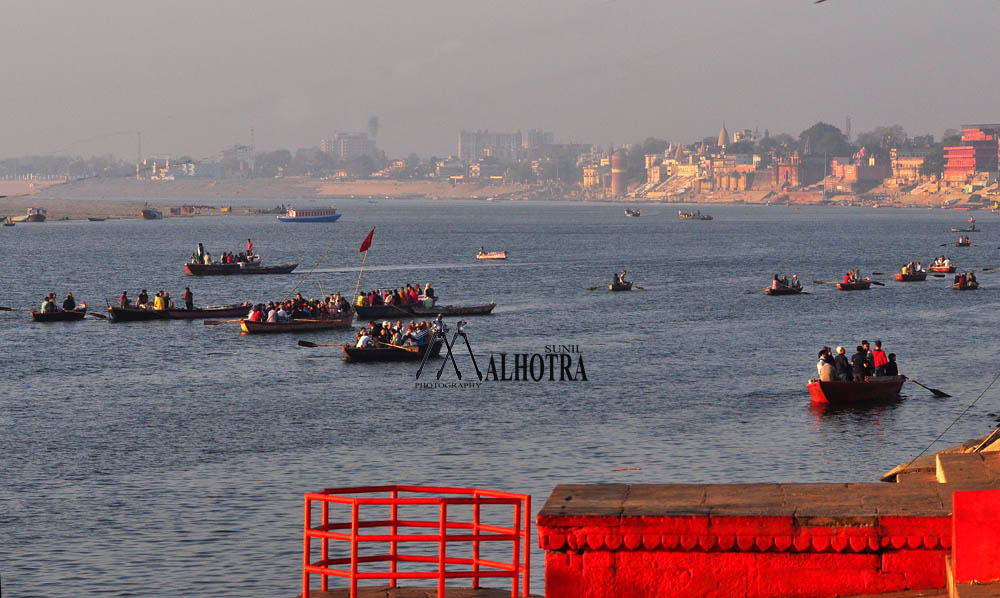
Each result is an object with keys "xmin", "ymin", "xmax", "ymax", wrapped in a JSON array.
[{"xmin": 3, "ymin": 200, "xmax": 1000, "ymax": 596}]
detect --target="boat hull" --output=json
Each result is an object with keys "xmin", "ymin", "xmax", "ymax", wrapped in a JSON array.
[
  {"xmin": 476, "ymin": 252, "xmax": 507, "ymax": 260},
  {"xmin": 354, "ymin": 302, "xmax": 496, "ymax": 320},
  {"xmin": 342, "ymin": 340, "xmax": 443, "ymax": 363},
  {"xmin": 108, "ymin": 307, "xmax": 170, "ymax": 322},
  {"xmin": 955, "ymin": 242, "xmax": 971, "ymax": 247},
  {"xmin": 277, "ymin": 214, "xmax": 341, "ymax": 223},
  {"xmin": 239, "ymin": 313, "xmax": 353, "ymax": 335},
  {"xmin": 31, "ymin": 307, "xmax": 87, "ymax": 322},
  {"xmin": 807, "ymin": 376, "xmax": 905, "ymax": 404},
  {"xmin": 185, "ymin": 263, "xmax": 297, "ymax": 276},
  {"xmin": 953, "ymin": 282, "xmax": 979, "ymax": 291},
  {"xmin": 930, "ymin": 266, "xmax": 956, "ymax": 273},
  {"xmin": 765, "ymin": 286, "xmax": 803, "ymax": 295},
  {"xmin": 609, "ymin": 282, "xmax": 632, "ymax": 292},
  {"xmin": 167, "ymin": 305, "xmax": 251, "ymax": 319},
  {"xmin": 837, "ymin": 281, "xmax": 871, "ymax": 291},
  {"xmin": 895, "ymin": 272, "xmax": 928, "ymax": 282},
  {"xmin": 951, "ymin": 228, "xmax": 979, "ymax": 232}
]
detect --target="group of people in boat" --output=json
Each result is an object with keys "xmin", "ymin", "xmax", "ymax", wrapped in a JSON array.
[
  {"xmin": 244, "ymin": 292, "xmax": 352, "ymax": 323},
  {"xmin": 771, "ymin": 274, "xmax": 801, "ymax": 289},
  {"xmin": 613, "ymin": 269, "xmax": 630, "ymax": 285},
  {"xmin": 842, "ymin": 270, "xmax": 867, "ymax": 284},
  {"xmin": 954, "ymin": 271, "xmax": 977, "ymax": 287},
  {"xmin": 355, "ymin": 319, "xmax": 436, "ymax": 349},
  {"xmin": 120, "ymin": 288, "xmax": 195, "ymax": 310},
  {"xmin": 355, "ymin": 284, "xmax": 435, "ymax": 307},
  {"xmin": 957, "ymin": 235, "xmax": 971, "ymax": 245},
  {"xmin": 932, "ymin": 256, "xmax": 954, "ymax": 269},
  {"xmin": 191, "ymin": 240, "xmax": 259, "ymax": 265},
  {"xmin": 900, "ymin": 261, "xmax": 925, "ymax": 275},
  {"xmin": 816, "ymin": 340, "xmax": 898, "ymax": 383},
  {"xmin": 40, "ymin": 292, "xmax": 80, "ymax": 313}
]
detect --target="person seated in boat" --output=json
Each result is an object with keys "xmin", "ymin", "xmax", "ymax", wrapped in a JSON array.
[
  {"xmin": 872, "ymin": 340, "xmax": 888, "ymax": 377},
  {"xmin": 423, "ymin": 283, "xmax": 436, "ymax": 304},
  {"xmin": 119, "ymin": 291, "xmax": 130, "ymax": 309},
  {"xmin": 408, "ymin": 285, "xmax": 419, "ymax": 304},
  {"xmin": 152, "ymin": 291, "xmax": 166, "ymax": 311},
  {"xmin": 772, "ymin": 274, "xmax": 781, "ymax": 290},
  {"xmin": 883, "ymin": 353, "xmax": 899, "ymax": 377},
  {"xmin": 790, "ymin": 274, "xmax": 801, "ymax": 288},
  {"xmin": 40, "ymin": 295, "xmax": 55, "ymax": 314},
  {"xmin": 62, "ymin": 293, "xmax": 76, "ymax": 311},
  {"xmin": 955, "ymin": 272, "xmax": 966, "ymax": 286},
  {"xmin": 164, "ymin": 292, "xmax": 174, "ymax": 309},
  {"xmin": 276, "ymin": 303, "xmax": 289, "ymax": 320},
  {"xmin": 850, "ymin": 346, "xmax": 869, "ymax": 382},
  {"xmin": 190, "ymin": 253, "xmax": 198, "ymax": 264},
  {"xmin": 479, "ymin": 246, "xmax": 485, "ymax": 256},
  {"xmin": 780, "ymin": 275, "xmax": 789, "ymax": 287},
  {"xmin": 356, "ymin": 294, "xmax": 367, "ymax": 307},
  {"xmin": 183, "ymin": 287, "xmax": 193, "ymax": 310},
  {"xmin": 266, "ymin": 303, "xmax": 278, "ymax": 323},
  {"xmin": 356, "ymin": 328, "xmax": 374, "ymax": 349},
  {"xmin": 916, "ymin": 261, "xmax": 924, "ymax": 272},
  {"xmin": 619, "ymin": 269, "xmax": 629, "ymax": 285},
  {"xmin": 137, "ymin": 289, "xmax": 149, "ymax": 308},
  {"xmin": 843, "ymin": 271, "xmax": 852, "ymax": 284},
  {"xmin": 969, "ymin": 270, "xmax": 977, "ymax": 284},
  {"xmin": 203, "ymin": 252, "xmax": 211, "ymax": 265},
  {"xmin": 944, "ymin": 257, "xmax": 953, "ymax": 268},
  {"xmin": 248, "ymin": 305, "xmax": 263, "ymax": 322}
]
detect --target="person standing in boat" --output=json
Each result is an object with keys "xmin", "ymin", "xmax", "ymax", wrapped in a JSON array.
[
  {"xmin": 137, "ymin": 289, "xmax": 149, "ymax": 308},
  {"xmin": 833, "ymin": 346, "xmax": 851, "ymax": 381},
  {"xmin": 246, "ymin": 239, "xmax": 253, "ymax": 254},
  {"xmin": 619, "ymin": 269, "xmax": 629, "ymax": 285},
  {"xmin": 884, "ymin": 353, "xmax": 899, "ymax": 376},
  {"xmin": 791, "ymin": 274, "xmax": 801, "ymax": 289},
  {"xmin": 818, "ymin": 350, "xmax": 835, "ymax": 382},
  {"xmin": 62, "ymin": 293, "xmax": 76, "ymax": 311},
  {"xmin": 850, "ymin": 346, "xmax": 868, "ymax": 382},
  {"xmin": 861, "ymin": 340, "xmax": 874, "ymax": 378},
  {"xmin": 872, "ymin": 341, "xmax": 888, "ymax": 377},
  {"xmin": 183, "ymin": 287, "xmax": 194, "ymax": 310},
  {"xmin": 119, "ymin": 291, "xmax": 130, "ymax": 309},
  {"xmin": 196, "ymin": 243, "xmax": 205, "ymax": 262},
  {"xmin": 40, "ymin": 295, "xmax": 55, "ymax": 314}
]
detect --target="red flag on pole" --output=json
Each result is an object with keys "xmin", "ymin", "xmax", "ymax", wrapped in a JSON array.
[{"xmin": 359, "ymin": 227, "xmax": 375, "ymax": 253}]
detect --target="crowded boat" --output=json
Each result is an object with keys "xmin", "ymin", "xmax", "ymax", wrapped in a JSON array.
[
  {"xmin": 353, "ymin": 319, "xmax": 436, "ymax": 349},
  {"xmin": 815, "ymin": 340, "xmax": 899, "ymax": 383},
  {"xmin": 930, "ymin": 256, "xmax": 956, "ymax": 272},
  {"xmin": 190, "ymin": 240, "xmax": 261, "ymax": 266},
  {"xmin": 354, "ymin": 283, "xmax": 435, "ymax": 308},
  {"xmin": 244, "ymin": 292, "xmax": 353, "ymax": 323}
]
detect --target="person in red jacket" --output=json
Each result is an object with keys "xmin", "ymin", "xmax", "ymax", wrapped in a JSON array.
[{"xmin": 872, "ymin": 340, "xmax": 889, "ymax": 376}]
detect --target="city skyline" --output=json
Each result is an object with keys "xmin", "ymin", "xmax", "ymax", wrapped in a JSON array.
[{"xmin": 2, "ymin": 0, "xmax": 997, "ymax": 160}]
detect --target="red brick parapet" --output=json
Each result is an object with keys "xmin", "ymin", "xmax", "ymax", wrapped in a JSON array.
[{"xmin": 537, "ymin": 483, "xmax": 964, "ymax": 598}]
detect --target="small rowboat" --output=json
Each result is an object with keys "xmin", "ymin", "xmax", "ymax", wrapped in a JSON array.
[
  {"xmin": 476, "ymin": 251, "xmax": 507, "ymax": 260},
  {"xmin": 609, "ymin": 281, "xmax": 632, "ymax": 292},
  {"xmin": 31, "ymin": 304, "xmax": 87, "ymax": 322},
  {"xmin": 239, "ymin": 312, "xmax": 353, "ymax": 335},
  {"xmin": 342, "ymin": 339, "xmax": 443, "ymax": 363},
  {"xmin": 955, "ymin": 241, "xmax": 971, "ymax": 247},
  {"xmin": 185, "ymin": 262, "xmax": 297, "ymax": 276},
  {"xmin": 807, "ymin": 376, "xmax": 905, "ymax": 404},
  {"xmin": 624, "ymin": 208, "xmax": 640, "ymax": 217},
  {"xmin": 837, "ymin": 279, "xmax": 871, "ymax": 291},
  {"xmin": 678, "ymin": 210, "xmax": 712, "ymax": 220},
  {"xmin": 355, "ymin": 301, "xmax": 496, "ymax": 320},
  {"xmin": 764, "ymin": 286, "xmax": 803, "ymax": 295},
  {"xmin": 108, "ymin": 306, "xmax": 169, "ymax": 322},
  {"xmin": 930, "ymin": 265, "xmax": 956, "ymax": 273},
  {"xmin": 167, "ymin": 304, "xmax": 252, "ymax": 319},
  {"xmin": 951, "ymin": 227, "xmax": 979, "ymax": 232},
  {"xmin": 953, "ymin": 281, "xmax": 979, "ymax": 291},
  {"xmin": 895, "ymin": 272, "xmax": 927, "ymax": 282}
]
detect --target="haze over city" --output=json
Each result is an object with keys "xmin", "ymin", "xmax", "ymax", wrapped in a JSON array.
[{"xmin": 3, "ymin": 0, "xmax": 999, "ymax": 160}]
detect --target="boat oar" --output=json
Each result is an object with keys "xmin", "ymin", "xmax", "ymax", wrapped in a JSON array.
[
  {"xmin": 587, "ymin": 285, "xmax": 603, "ymax": 291},
  {"xmin": 930, "ymin": 274, "xmax": 946, "ymax": 278},
  {"xmin": 0, "ymin": 306, "xmax": 31, "ymax": 312},
  {"xmin": 812, "ymin": 280, "xmax": 836, "ymax": 285},
  {"xmin": 871, "ymin": 271, "xmax": 885, "ymax": 276},
  {"xmin": 633, "ymin": 285, "xmax": 645, "ymax": 290},
  {"xmin": 297, "ymin": 340, "xmax": 342, "ymax": 348},
  {"xmin": 377, "ymin": 341, "xmax": 414, "ymax": 350},
  {"xmin": 203, "ymin": 318, "xmax": 243, "ymax": 326},
  {"xmin": 905, "ymin": 376, "xmax": 951, "ymax": 398}
]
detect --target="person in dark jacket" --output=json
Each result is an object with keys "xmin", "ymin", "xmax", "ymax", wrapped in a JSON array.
[
  {"xmin": 861, "ymin": 340, "xmax": 874, "ymax": 378},
  {"xmin": 183, "ymin": 287, "xmax": 194, "ymax": 310},
  {"xmin": 834, "ymin": 346, "xmax": 851, "ymax": 381},
  {"xmin": 883, "ymin": 353, "xmax": 899, "ymax": 376},
  {"xmin": 851, "ymin": 346, "xmax": 868, "ymax": 382}
]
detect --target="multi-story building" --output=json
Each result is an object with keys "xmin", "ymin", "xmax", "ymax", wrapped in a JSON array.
[
  {"xmin": 523, "ymin": 129, "xmax": 554, "ymax": 150},
  {"xmin": 458, "ymin": 130, "xmax": 522, "ymax": 162},
  {"xmin": 333, "ymin": 132, "xmax": 376, "ymax": 161},
  {"xmin": 943, "ymin": 124, "xmax": 1000, "ymax": 184}
]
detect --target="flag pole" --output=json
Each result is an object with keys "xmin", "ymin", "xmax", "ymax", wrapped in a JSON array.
[{"xmin": 352, "ymin": 250, "xmax": 368, "ymax": 306}]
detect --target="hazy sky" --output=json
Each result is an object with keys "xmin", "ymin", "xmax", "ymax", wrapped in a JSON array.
[{"xmin": 2, "ymin": 0, "xmax": 998, "ymax": 160}]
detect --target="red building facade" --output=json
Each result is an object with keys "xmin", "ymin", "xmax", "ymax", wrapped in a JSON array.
[{"xmin": 943, "ymin": 124, "xmax": 1000, "ymax": 184}]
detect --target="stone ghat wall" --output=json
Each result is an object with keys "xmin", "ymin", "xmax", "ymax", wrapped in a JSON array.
[{"xmin": 537, "ymin": 472, "xmax": 999, "ymax": 598}]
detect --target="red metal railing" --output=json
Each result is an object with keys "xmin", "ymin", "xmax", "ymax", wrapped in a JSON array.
[{"xmin": 303, "ymin": 485, "xmax": 531, "ymax": 598}]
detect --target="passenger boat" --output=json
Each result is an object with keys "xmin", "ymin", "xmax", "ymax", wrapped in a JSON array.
[
  {"xmin": 31, "ymin": 304, "xmax": 87, "ymax": 322},
  {"xmin": 624, "ymin": 208, "xmax": 640, "ymax": 217},
  {"xmin": 955, "ymin": 240, "xmax": 971, "ymax": 247},
  {"xmin": 239, "ymin": 312, "xmax": 353, "ymax": 335},
  {"xmin": 354, "ymin": 301, "xmax": 496, "ymax": 320},
  {"xmin": 895, "ymin": 272, "xmax": 928, "ymax": 282},
  {"xmin": 185, "ymin": 261, "xmax": 297, "ymax": 276},
  {"xmin": 342, "ymin": 339, "xmax": 443, "ymax": 363},
  {"xmin": 109, "ymin": 304, "xmax": 252, "ymax": 322},
  {"xmin": 951, "ymin": 227, "xmax": 979, "ymax": 232},
  {"xmin": 836, "ymin": 279, "xmax": 872, "ymax": 291},
  {"xmin": 807, "ymin": 376, "xmax": 905, "ymax": 404},
  {"xmin": 277, "ymin": 207, "xmax": 341, "ymax": 223},
  {"xmin": 678, "ymin": 210, "xmax": 712, "ymax": 220},
  {"xmin": 476, "ymin": 250, "xmax": 507, "ymax": 260},
  {"xmin": 2, "ymin": 217, "xmax": 13, "ymax": 227},
  {"xmin": 929, "ymin": 265, "xmax": 957, "ymax": 273},
  {"xmin": 764, "ymin": 285, "xmax": 804, "ymax": 295},
  {"xmin": 140, "ymin": 207, "xmax": 163, "ymax": 220},
  {"xmin": 87, "ymin": 217, "xmax": 106, "ymax": 222},
  {"xmin": 10, "ymin": 207, "xmax": 47, "ymax": 223},
  {"xmin": 952, "ymin": 281, "xmax": 980, "ymax": 291},
  {"xmin": 609, "ymin": 281, "xmax": 632, "ymax": 292}
]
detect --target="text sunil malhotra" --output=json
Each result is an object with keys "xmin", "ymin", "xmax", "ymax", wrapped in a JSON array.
[{"xmin": 484, "ymin": 345, "xmax": 587, "ymax": 382}]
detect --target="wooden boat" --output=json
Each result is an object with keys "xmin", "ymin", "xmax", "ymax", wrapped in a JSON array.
[
  {"xmin": 87, "ymin": 217, "xmax": 106, "ymax": 222},
  {"xmin": 609, "ymin": 281, "xmax": 632, "ymax": 292},
  {"xmin": 476, "ymin": 250, "xmax": 507, "ymax": 260},
  {"xmin": 678, "ymin": 210, "xmax": 712, "ymax": 220},
  {"xmin": 624, "ymin": 208, "xmax": 640, "ymax": 217},
  {"xmin": 2, "ymin": 217, "xmax": 13, "ymax": 227},
  {"xmin": 953, "ymin": 281, "xmax": 980, "ymax": 291},
  {"xmin": 951, "ymin": 227, "xmax": 979, "ymax": 232},
  {"xmin": 895, "ymin": 272, "xmax": 928, "ymax": 282},
  {"xmin": 31, "ymin": 304, "xmax": 87, "ymax": 322},
  {"xmin": 277, "ymin": 207, "xmax": 341, "ymax": 222},
  {"xmin": 765, "ymin": 285, "xmax": 804, "ymax": 295},
  {"xmin": 10, "ymin": 207, "xmax": 46, "ymax": 223},
  {"xmin": 808, "ymin": 376, "xmax": 905, "ymax": 404},
  {"xmin": 342, "ymin": 339, "xmax": 443, "ymax": 363},
  {"xmin": 239, "ymin": 312, "xmax": 353, "ymax": 335},
  {"xmin": 955, "ymin": 241, "xmax": 971, "ymax": 247},
  {"xmin": 185, "ymin": 262, "xmax": 297, "ymax": 276},
  {"xmin": 108, "ymin": 306, "xmax": 170, "ymax": 322},
  {"xmin": 140, "ymin": 207, "xmax": 163, "ymax": 220},
  {"xmin": 355, "ymin": 301, "xmax": 496, "ymax": 320},
  {"xmin": 167, "ymin": 304, "xmax": 252, "ymax": 319},
  {"xmin": 929, "ymin": 265, "xmax": 957, "ymax": 273},
  {"xmin": 836, "ymin": 279, "xmax": 871, "ymax": 291}
]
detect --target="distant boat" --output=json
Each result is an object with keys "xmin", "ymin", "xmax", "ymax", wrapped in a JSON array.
[
  {"xmin": 476, "ymin": 250, "xmax": 507, "ymax": 260},
  {"xmin": 87, "ymin": 217, "xmax": 106, "ymax": 222},
  {"xmin": 678, "ymin": 209, "xmax": 712, "ymax": 220},
  {"xmin": 2, "ymin": 217, "xmax": 13, "ymax": 227},
  {"xmin": 140, "ymin": 207, "xmax": 163, "ymax": 220},
  {"xmin": 10, "ymin": 207, "xmax": 47, "ymax": 223},
  {"xmin": 277, "ymin": 207, "xmax": 341, "ymax": 223},
  {"xmin": 624, "ymin": 208, "xmax": 640, "ymax": 217}
]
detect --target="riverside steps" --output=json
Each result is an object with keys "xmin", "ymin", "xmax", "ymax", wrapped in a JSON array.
[{"xmin": 536, "ymin": 449, "xmax": 1000, "ymax": 598}]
